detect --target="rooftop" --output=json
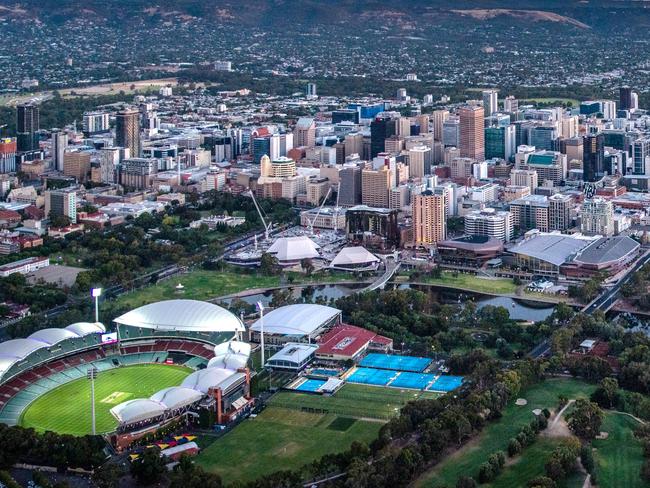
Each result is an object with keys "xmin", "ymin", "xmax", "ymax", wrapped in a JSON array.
[
  {"xmin": 266, "ymin": 342, "xmax": 318, "ymax": 365},
  {"xmin": 250, "ymin": 304, "xmax": 341, "ymax": 337},
  {"xmin": 509, "ymin": 233, "xmax": 593, "ymax": 266},
  {"xmin": 572, "ymin": 236, "xmax": 640, "ymax": 266}
]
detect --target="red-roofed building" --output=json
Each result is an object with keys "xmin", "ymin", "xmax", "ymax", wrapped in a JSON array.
[
  {"xmin": 316, "ymin": 324, "xmax": 393, "ymax": 361},
  {"xmin": 0, "ymin": 210, "xmax": 21, "ymax": 229}
]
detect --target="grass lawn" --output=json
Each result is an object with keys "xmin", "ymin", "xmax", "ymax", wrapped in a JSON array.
[
  {"xmin": 415, "ymin": 378, "xmax": 596, "ymax": 487},
  {"xmin": 411, "ymin": 272, "xmax": 518, "ymax": 295},
  {"xmin": 112, "ymin": 269, "xmax": 361, "ymax": 309},
  {"xmin": 268, "ymin": 383, "xmax": 439, "ymax": 420},
  {"xmin": 196, "ymin": 406, "xmax": 381, "ymax": 483},
  {"xmin": 593, "ymin": 413, "xmax": 645, "ymax": 488},
  {"xmin": 522, "ymin": 97, "xmax": 581, "ymax": 107},
  {"xmin": 20, "ymin": 364, "xmax": 191, "ymax": 436}
]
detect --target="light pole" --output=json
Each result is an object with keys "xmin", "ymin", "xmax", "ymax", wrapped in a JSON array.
[
  {"xmin": 87, "ymin": 367, "xmax": 98, "ymax": 435},
  {"xmin": 91, "ymin": 288, "xmax": 102, "ymax": 323},
  {"xmin": 256, "ymin": 301, "xmax": 265, "ymax": 369}
]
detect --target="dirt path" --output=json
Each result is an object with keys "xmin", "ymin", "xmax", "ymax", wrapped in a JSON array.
[{"xmin": 544, "ymin": 399, "xmax": 575, "ymax": 438}]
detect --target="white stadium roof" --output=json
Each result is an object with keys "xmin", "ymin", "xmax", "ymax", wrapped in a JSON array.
[
  {"xmin": 266, "ymin": 235, "xmax": 320, "ymax": 262},
  {"xmin": 181, "ymin": 368, "xmax": 235, "ymax": 394},
  {"xmin": 330, "ymin": 246, "xmax": 379, "ymax": 268},
  {"xmin": 110, "ymin": 399, "xmax": 167, "ymax": 425},
  {"xmin": 249, "ymin": 304, "xmax": 341, "ymax": 337},
  {"xmin": 113, "ymin": 300, "xmax": 244, "ymax": 333},
  {"xmin": 0, "ymin": 322, "xmax": 106, "ymax": 381},
  {"xmin": 149, "ymin": 387, "xmax": 203, "ymax": 411},
  {"xmin": 207, "ymin": 341, "xmax": 251, "ymax": 370}
]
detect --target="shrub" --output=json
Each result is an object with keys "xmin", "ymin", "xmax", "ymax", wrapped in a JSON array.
[
  {"xmin": 478, "ymin": 462, "xmax": 496, "ymax": 483},
  {"xmin": 508, "ymin": 438, "xmax": 522, "ymax": 457}
]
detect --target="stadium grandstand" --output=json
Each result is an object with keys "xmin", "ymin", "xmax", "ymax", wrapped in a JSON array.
[
  {"xmin": 0, "ymin": 299, "xmax": 252, "ymax": 449},
  {"xmin": 248, "ymin": 303, "xmax": 341, "ymax": 345}
]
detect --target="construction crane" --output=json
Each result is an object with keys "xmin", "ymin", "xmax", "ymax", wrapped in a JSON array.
[
  {"xmin": 247, "ymin": 190, "xmax": 272, "ymax": 241},
  {"xmin": 333, "ymin": 181, "xmax": 341, "ymax": 233},
  {"xmin": 307, "ymin": 186, "xmax": 332, "ymax": 235}
]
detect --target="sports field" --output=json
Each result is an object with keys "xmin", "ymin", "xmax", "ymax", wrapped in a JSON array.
[
  {"xmin": 20, "ymin": 364, "xmax": 191, "ymax": 436},
  {"xmin": 197, "ymin": 406, "xmax": 381, "ymax": 483},
  {"xmin": 410, "ymin": 272, "xmax": 518, "ymax": 295}
]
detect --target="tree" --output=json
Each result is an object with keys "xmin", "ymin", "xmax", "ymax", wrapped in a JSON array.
[
  {"xmin": 591, "ymin": 377, "xmax": 620, "ymax": 409},
  {"xmin": 508, "ymin": 438, "xmax": 522, "ymax": 457},
  {"xmin": 260, "ymin": 253, "xmax": 279, "ymax": 276},
  {"xmin": 48, "ymin": 212, "xmax": 71, "ymax": 228},
  {"xmin": 300, "ymin": 258, "xmax": 314, "ymax": 276},
  {"xmin": 456, "ymin": 476, "xmax": 477, "ymax": 488},
  {"xmin": 93, "ymin": 463, "xmax": 122, "ymax": 488},
  {"xmin": 580, "ymin": 444, "xmax": 595, "ymax": 474},
  {"xmin": 130, "ymin": 447, "xmax": 166, "ymax": 485},
  {"xmin": 567, "ymin": 399, "xmax": 604, "ymax": 440}
]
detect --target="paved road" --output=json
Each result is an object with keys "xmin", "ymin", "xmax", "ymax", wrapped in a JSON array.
[
  {"xmin": 530, "ymin": 247, "xmax": 650, "ymax": 359},
  {"xmin": 362, "ymin": 257, "xmax": 400, "ymax": 292}
]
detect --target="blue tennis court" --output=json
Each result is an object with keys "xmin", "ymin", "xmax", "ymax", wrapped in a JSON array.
[
  {"xmin": 428, "ymin": 375, "xmax": 464, "ymax": 392},
  {"xmin": 359, "ymin": 353, "xmax": 432, "ymax": 372},
  {"xmin": 347, "ymin": 367, "xmax": 397, "ymax": 386},
  {"xmin": 295, "ymin": 378, "xmax": 327, "ymax": 392},
  {"xmin": 391, "ymin": 372, "xmax": 437, "ymax": 390}
]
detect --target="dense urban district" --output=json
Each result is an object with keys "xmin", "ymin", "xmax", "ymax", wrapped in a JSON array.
[{"xmin": 1, "ymin": 2, "xmax": 650, "ymax": 488}]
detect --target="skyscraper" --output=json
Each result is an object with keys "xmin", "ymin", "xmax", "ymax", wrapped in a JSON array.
[
  {"xmin": 339, "ymin": 163, "xmax": 363, "ymax": 207},
  {"xmin": 408, "ymin": 146, "xmax": 432, "ymax": 178},
  {"xmin": 306, "ymin": 83, "xmax": 317, "ymax": 98},
  {"xmin": 370, "ymin": 115, "xmax": 397, "ymax": 158},
  {"xmin": 293, "ymin": 117, "xmax": 316, "ymax": 148},
  {"xmin": 0, "ymin": 138, "xmax": 17, "ymax": 173},
  {"xmin": 482, "ymin": 89, "xmax": 498, "ymax": 115},
  {"xmin": 583, "ymin": 133, "xmax": 605, "ymax": 183},
  {"xmin": 503, "ymin": 96, "xmax": 519, "ymax": 113},
  {"xmin": 459, "ymin": 105, "xmax": 485, "ymax": 161},
  {"xmin": 432, "ymin": 110, "xmax": 449, "ymax": 142},
  {"xmin": 51, "ymin": 130, "xmax": 68, "ymax": 171},
  {"xmin": 619, "ymin": 87, "xmax": 633, "ymax": 112},
  {"xmin": 548, "ymin": 194, "xmax": 573, "ymax": 231},
  {"xmin": 412, "ymin": 191, "xmax": 446, "ymax": 246},
  {"xmin": 361, "ymin": 165, "xmax": 392, "ymax": 208},
  {"xmin": 581, "ymin": 198, "xmax": 614, "ymax": 236},
  {"xmin": 115, "ymin": 109, "xmax": 141, "ymax": 158},
  {"xmin": 16, "ymin": 103, "xmax": 40, "ymax": 152},
  {"xmin": 45, "ymin": 188, "xmax": 77, "ymax": 224}
]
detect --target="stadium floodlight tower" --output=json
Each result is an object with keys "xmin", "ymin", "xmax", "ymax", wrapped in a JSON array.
[
  {"xmin": 256, "ymin": 301, "xmax": 266, "ymax": 368},
  {"xmin": 247, "ymin": 190, "xmax": 272, "ymax": 242},
  {"xmin": 87, "ymin": 367, "xmax": 98, "ymax": 435},
  {"xmin": 91, "ymin": 287, "xmax": 102, "ymax": 323}
]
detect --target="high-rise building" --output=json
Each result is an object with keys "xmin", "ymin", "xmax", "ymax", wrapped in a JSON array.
[
  {"xmin": 449, "ymin": 157, "xmax": 475, "ymax": 179},
  {"xmin": 459, "ymin": 105, "xmax": 485, "ymax": 161},
  {"xmin": 510, "ymin": 169, "xmax": 538, "ymax": 193},
  {"xmin": 516, "ymin": 150, "xmax": 567, "ymax": 185},
  {"xmin": 306, "ymin": 83, "xmax": 317, "ymax": 98},
  {"xmin": 432, "ymin": 110, "xmax": 449, "ymax": 142},
  {"xmin": 0, "ymin": 138, "xmax": 17, "ymax": 173},
  {"xmin": 583, "ymin": 133, "xmax": 605, "ymax": 183},
  {"xmin": 631, "ymin": 136, "xmax": 650, "ymax": 175},
  {"xmin": 63, "ymin": 150, "xmax": 91, "ymax": 182},
  {"xmin": 485, "ymin": 125, "xmax": 516, "ymax": 161},
  {"xmin": 344, "ymin": 132, "xmax": 364, "ymax": 158},
  {"xmin": 16, "ymin": 103, "xmax": 39, "ymax": 152},
  {"xmin": 45, "ymin": 188, "xmax": 77, "ymax": 223},
  {"xmin": 252, "ymin": 137, "xmax": 271, "ymax": 164},
  {"xmin": 620, "ymin": 87, "xmax": 633, "ymax": 112},
  {"xmin": 548, "ymin": 194, "xmax": 573, "ymax": 231},
  {"xmin": 98, "ymin": 147, "xmax": 121, "ymax": 184},
  {"xmin": 482, "ymin": 89, "xmax": 498, "ymax": 115},
  {"xmin": 51, "ymin": 130, "xmax": 68, "ymax": 171},
  {"xmin": 408, "ymin": 146, "xmax": 432, "ymax": 178},
  {"xmin": 581, "ymin": 198, "xmax": 614, "ymax": 236},
  {"xmin": 412, "ymin": 191, "xmax": 446, "ymax": 246},
  {"xmin": 361, "ymin": 165, "xmax": 392, "ymax": 208},
  {"xmin": 370, "ymin": 115, "xmax": 397, "ymax": 158},
  {"xmin": 118, "ymin": 158, "xmax": 157, "ymax": 190},
  {"xmin": 293, "ymin": 117, "xmax": 316, "ymax": 148},
  {"xmin": 260, "ymin": 155, "xmax": 296, "ymax": 178},
  {"xmin": 442, "ymin": 117, "xmax": 460, "ymax": 147},
  {"xmin": 464, "ymin": 208, "xmax": 513, "ymax": 242},
  {"xmin": 503, "ymin": 96, "xmax": 518, "ymax": 113},
  {"xmin": 509, "ymin": 195, "xmax": 549, "ymax": 232},
  {"xmin": 115, "ymin": 109, "xmax": 141, "ymax": 158},
  {"xmin": 339, "ymin": 163, "xmax": 363, "ymax": 207},
  {"xmin": 82, "ymin": 111, "xmax": 110, "ymax": 136}
]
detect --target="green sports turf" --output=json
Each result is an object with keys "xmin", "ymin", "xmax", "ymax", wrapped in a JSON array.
[
  {"xmin": 20, "ymin": 364, "xmax": 191, "ymax": 436},
  {"xmin": 196, "ymin": 406, "xmax": 381, "ymax": 483}
]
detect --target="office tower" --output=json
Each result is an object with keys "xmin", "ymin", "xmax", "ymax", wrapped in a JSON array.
[
  {"xmin": 432, "ymin": 110, "xmax": 449, "ymax": 142},
  {"xmin": 562, "ymin": 138, "xmax": 584, "ymax": 163},
  {"xmin": 339, "ymin": 164, "xmax": 363, "ymax": 206},
  {"xmin": 344, "ymin": 132, "xmax": 364, "ymax": 158},
  {"xmin": 482, "ymin": 89, "xmax": 498, "ymax": 115},
  {"xmin": 602, "ymin": 101, "xmax": 617, "ymax": 120},
  {"xmin": 485, "ymin": 125, "xmax": 516, "ymax": 161},
  {"xmin": 415, "ymin": 115, "xmax": 429, "ymax": 134},
  {"xmin": 459, "ymin": 105, "xmax": 485, "ymax": 161},
  {"xmin": 361, "ymin": 165, "xmax": 392, "ymax": 208},
  {"xmin": 632, "ymin": 92, "xmax": 639, "ymax": 110},
  {"xmin": 583, "ymin": 133, "xmax": 605, "ymax": 182},
  {"xmin": 442, "ymin": 117, "xmax": 460, "ymax": 147},
  {"xmin": 0, "ymin": 138, "xmax": 17, "ymax": 173},
  {"xmin": 408, "ymin": 146, "xmax": 432, "ymax": 178},
  {"xmin": 98, "ymin": 147, "xmax": 120, "ymax": 184},
  {"xmin": 16, "ymin": 103, "xmax": 40, "ymax": 152},
  {"xmin": 560, "ymin": 116, "xmax": 579, "ymax": 139},
  {"xmin": 529, "ymin": 126, "xmax": 558, "ymax": 151},
  {"xmin": 118, "ymin": 158, "xmax": 157, "ymax": 190},
  {"xmin": 252, "ymin": 137, "xmax": 271, "ymax": 164},
  {"xmin": 464, "ymin": 208, "xmax": 513, "ymax": 242},
  {"xmin": 269, "ymin": 133, "xmax": 293, "ymax": 160},
  {"xmin": 293, "ymin": 117, "xmax": 316, "ymax": 148},
  {"xmin": 115, "ymin": 109, "xmax": 141, "ymax": 158},
  {"xmin": 370, "ymin": 115, "xmax": 397, "ymax": 158},
  {"xmin": 620, "ymin": 87, "xmax": 633, "ymax": 111},
  {"xmin": 384, "ymin": 136, "xmax": 404, "ymax": 154},
  {"xmin": 510, "ymin": 169, "xmax": 538, "ymax": 193},
  {"xmin": 45, "ymin": 188, "xmax": 77, "ymax": 223},
  {"xmin": 449, "ymin": 157, "xmax": 475, "ymax": 179},
  {"xmin": 51, "ymin": 130, "xmax": 68, "ymax": 171},
  {"xmin": 516, "ymin": 151, "xmax": 567, "ymax": 185},
  {"xmin": 509, "ymin": 195, "xmax": 549, "ymax": 232},
  {"xmin": 472, "ymin": 162, "xmax": 489, "ymax": 181},
  {"xmin": 396, "ymin": 117, "xmax": 411, "ymax": 137},
  {"xmin": 306, "ymin": 83, "xmax": 317, "ymax": 98},
  {"xmin": 581, "ymin": 198, "xmax": 614, "ymax": 236},
  {"xmin": 503, "ymin": 96, "xmax": 518, "ymax": 113},
  {"xmin": 412, "ymin": 191, "xmax": 446, "ymax": 246},
  {"xmin": 82, "ymin": 111, "xmax": 110, "ymax": 136},
  {"xmin": 63, "ymin": 150, "xmax": 91, "ymax": 182},
  {"xmin": 631, "ymin": 136, "xmax": 650, "ymax": 175},
  {"xmin": 332, "ymin": 109, "xmax": 360, "ymax": 124},
  {"xmin": 260, "ymin": 155, "xmax": 296, "ymax": 178},
  {"xmin": 548, "ymin": 194, "xmax": 573, "ymax": 231}
]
